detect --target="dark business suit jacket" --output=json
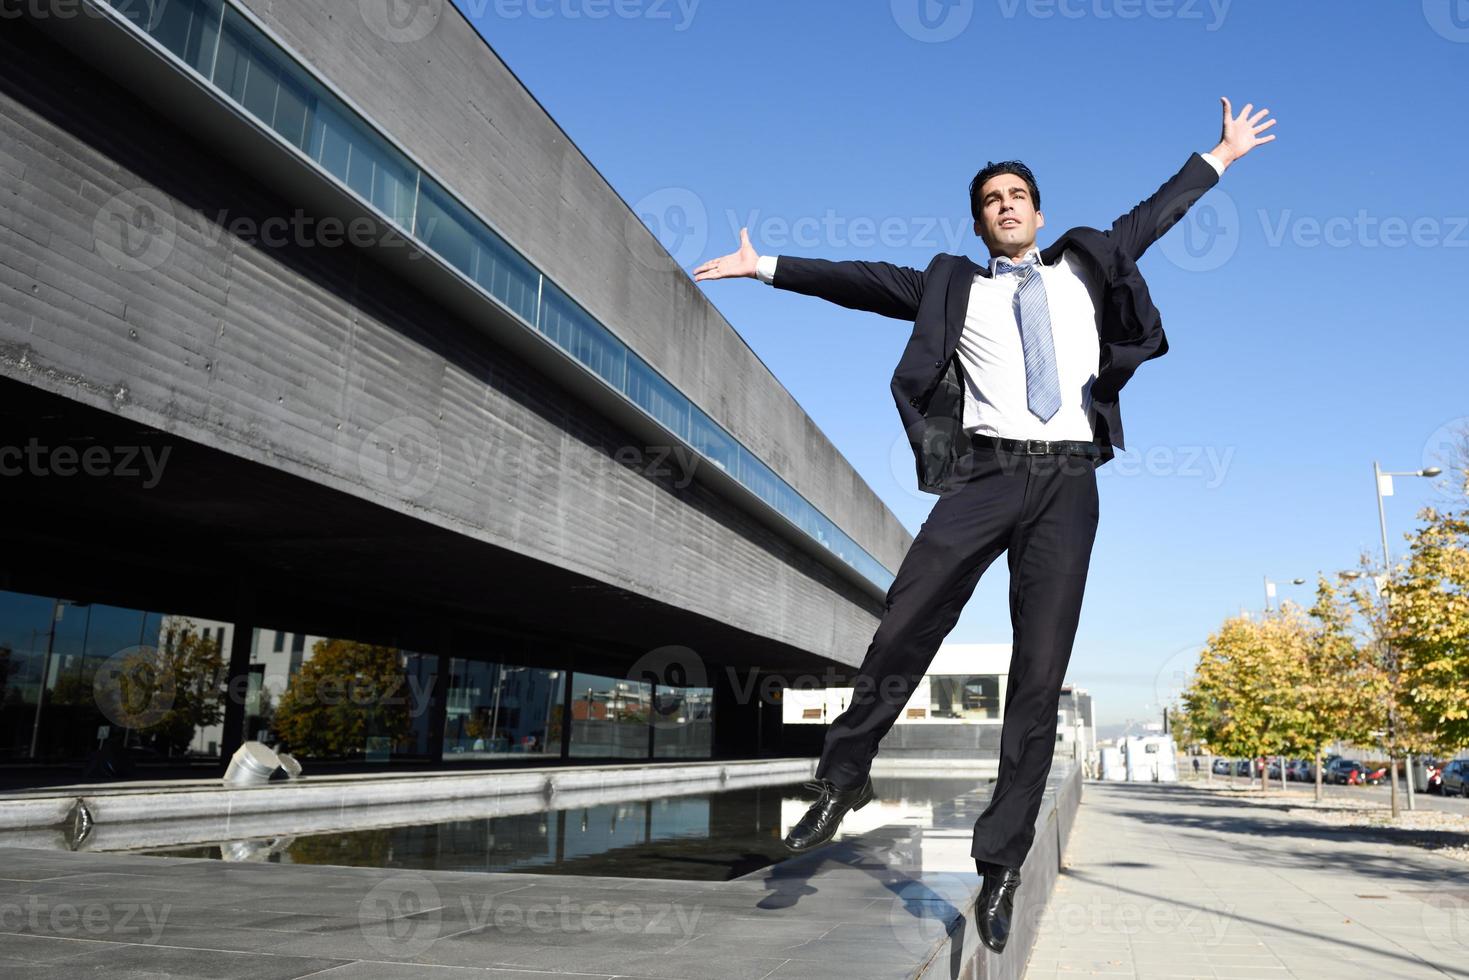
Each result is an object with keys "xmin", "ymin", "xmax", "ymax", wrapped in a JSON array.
[{"xmin": 768, "ymin": 152, "xmax": 1222, "ymax": 494}]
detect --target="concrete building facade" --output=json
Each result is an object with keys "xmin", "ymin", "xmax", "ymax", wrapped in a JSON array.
[{"xmin": 0, "ymin": 0, "xmax": 913, "ymax": 783}]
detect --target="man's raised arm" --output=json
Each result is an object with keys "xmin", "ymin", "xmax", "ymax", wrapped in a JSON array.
[
  {"xmin": 693, "ymin": 227, "xmax": 926, "ymax": 322},
  {"xmin": 1106, "ymin": 96, "xmax": 1278, "ymax": 262}
]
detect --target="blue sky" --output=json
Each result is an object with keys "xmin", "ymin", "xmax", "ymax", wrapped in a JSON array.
[{"xmin": 460, "ymin": 1, "xmax": 1469, "ymax": 726}]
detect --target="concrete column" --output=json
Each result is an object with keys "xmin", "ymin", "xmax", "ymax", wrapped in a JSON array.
[
  {"xmin": 426, "ymin": 623, "xmax": 451, "ymax": 765},
  {"xmin": 219, "ymin": 578, "xmax": 257, "ymax": 765},
  {"xmin": 714, "ymin": 667, "xmax": 769, "ymax": 759}
]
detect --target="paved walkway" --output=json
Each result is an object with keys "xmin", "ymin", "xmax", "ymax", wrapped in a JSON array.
[{"xmin": 1023, "ymin": 780, "xmax": 1469, "ymax": 979}]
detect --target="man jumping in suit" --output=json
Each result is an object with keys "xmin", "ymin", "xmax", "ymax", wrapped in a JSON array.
[{"xmin": 694, "ymin": 97, "xmax": 1276, "ymax": 953}]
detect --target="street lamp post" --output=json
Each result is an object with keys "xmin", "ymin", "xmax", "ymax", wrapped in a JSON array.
[
  {"xmin": 1261, "ymin": 573, "xmax": 1304, "ymax": 793},
  {"xmin": 1263, "ymin": 575, "xmax": 1307, "ymax": 613},
  {"xmin": 1264, "ymin": 569, "xmax": 1364, "ymax": 800},
  {"xmin": 1372, "ymin": 461, "xmax": 1441, "ymax": 818}
]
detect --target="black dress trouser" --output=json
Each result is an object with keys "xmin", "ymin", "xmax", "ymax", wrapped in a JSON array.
[{"xmin": 814, "ymin": 441, "xmax": 1100, "ymax": 868}]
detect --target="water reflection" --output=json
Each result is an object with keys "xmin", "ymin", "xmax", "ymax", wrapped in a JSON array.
[{"xmin": 137, "ymin": 777, "xmax": 979, "ymax": 881}]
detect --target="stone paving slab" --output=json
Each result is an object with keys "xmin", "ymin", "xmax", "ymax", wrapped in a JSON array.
[
  {"xmin": 1022, "ymin": 780, "xmax": 1468, "ymax": 979},
  {"xmin": 0, "ymin": 764, "xmax": 1082, "ymax": 979}
]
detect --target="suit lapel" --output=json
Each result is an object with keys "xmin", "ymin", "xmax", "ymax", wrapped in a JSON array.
[{"xmin": 942, "ymin": 254, "xmax": 979, "ymax": 355}]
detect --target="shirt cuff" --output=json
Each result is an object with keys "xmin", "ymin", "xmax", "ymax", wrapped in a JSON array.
[
  {"xmin": 755, "ymin": 255, "xmax": 778, "ymax": 284},
  {"xmin": 1200, "ymin": 151, "xmax": 1225, "ymax": 176}
]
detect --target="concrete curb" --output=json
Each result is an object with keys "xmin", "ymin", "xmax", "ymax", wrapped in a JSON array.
[
  {"xmin": 0, "ymin": 758, "xmax": 819, "ymax": 844},
  {"xmin": 918, "ymin": 761, "xmax": 1084, "ymax": 979}
]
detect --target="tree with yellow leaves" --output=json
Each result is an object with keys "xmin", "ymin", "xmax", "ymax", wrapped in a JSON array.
[
  {"xmin": 1299, "ymin": 577, "xmax": 1387, "ymax": 802},
  {"xmin": 273, "ymin": 638, "xmax": 413, "ymax": 758},
  {"xmin": 1390, "ymin": 507, "xmax": 1469, "ymax": 751},
  {"xmin": 1183, "ymin": 611, "xmax": 1310, "ymax": 791}
]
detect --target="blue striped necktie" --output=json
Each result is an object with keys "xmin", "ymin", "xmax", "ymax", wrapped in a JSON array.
[{"xmin": 994, "ymin": 255, "xmax": 1062, "ymax": 423}]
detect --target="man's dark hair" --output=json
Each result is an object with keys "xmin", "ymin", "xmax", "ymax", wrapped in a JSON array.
[{"xmin": 969, "ymin": 160, "xmax": 1041, "ymax": 223}]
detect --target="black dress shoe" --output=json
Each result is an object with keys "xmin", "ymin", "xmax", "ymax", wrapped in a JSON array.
[
  {"xmin": 974, "ymin": 860, "xmax": 1022, "ymax": 953},
  {"xmin": 782, "ymin": 776, "xmax": 875, "ymax": 852}
]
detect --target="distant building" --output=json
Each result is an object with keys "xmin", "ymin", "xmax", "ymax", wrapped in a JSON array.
[
  {"xmin": 1057, "ymin": 684, "xmax": 1096, "ymax": 770},
  {"xmin": 782, "ymin": 643, "xmax": 1009, "ymax": 729},
  {"xmin": 781, "ymin": 643, "xmax": 1092, "ymax": 764}
]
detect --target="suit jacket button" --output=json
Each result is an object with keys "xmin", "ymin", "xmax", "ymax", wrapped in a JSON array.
[
  {"xmin": 932, "ymin": 360, "xmax": 942, "ymax": 368},
  {"xmin": 909, "ymin": 397, "xmax": 920, "ymax": 407}
]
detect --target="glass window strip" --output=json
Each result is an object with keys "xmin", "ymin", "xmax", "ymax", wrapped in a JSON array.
[{"xmin": 98, "ymin": 0, "xmax": 894, "ymax": 592}]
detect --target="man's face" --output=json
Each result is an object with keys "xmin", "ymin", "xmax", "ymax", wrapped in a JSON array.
[{"xmin": 973, "ymin": 173, "xmax": 1044, "ymax": 253}]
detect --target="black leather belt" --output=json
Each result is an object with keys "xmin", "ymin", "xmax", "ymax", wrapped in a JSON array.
[{"xmin": 969, "ymin": 433, "xmax": 1103, "ymax": 458}]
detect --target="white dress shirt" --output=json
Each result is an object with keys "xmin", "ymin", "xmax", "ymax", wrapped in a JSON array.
[{"xmin": 755, "ymin": 152, "xmax": 1226, "ymax": 442}]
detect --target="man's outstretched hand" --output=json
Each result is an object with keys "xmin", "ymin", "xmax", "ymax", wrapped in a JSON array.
[
  {"xmin": 1211, "ymin": 97, "xmax": 1277, "ymax": 169},
  {"xmin": 693, "ymin": 227, "xmax": 759, "ymax": 282}
]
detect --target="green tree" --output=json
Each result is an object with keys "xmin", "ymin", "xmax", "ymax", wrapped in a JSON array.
[
  {"xmin": 1183, "ymin": 615, "xmax": 1279, "ymax": 788},
  {"xmin": 1183, "ymin": 607, "xmax": 1330, "ymax": 793},
  {"xmin": 148, "ymin": 625, "xmax": 228, "ymax": 754},
  {"xmin": 1255, "ymin": 603, "xmax": 1320, "ymax": 792},
  {"xmin": 1391, "ymin": 507, "xmax": 1469, "ymax": 750},
  {"xmin": 273, "ymin": 638, "xmax": 411, "ymax": 758},
  {"xmin": 1299, "ymin": 577, "xmax": 1385, "ymax": 801},
  {"xmin": 82, "ymin": 622, "xmax": 227, "ymax": 756}
]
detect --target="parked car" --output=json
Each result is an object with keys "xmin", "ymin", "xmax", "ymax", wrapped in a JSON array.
[
  {"xmin": 1284, "ymin": 759, "xmax": 1310, "ymax": 781},
  {"xmin": 1349, "ymin": 764, "xmax": 1387, "ymax": 786},
  {"xmin": 1269, "ymin": 758, "xmax": 1306, "ymax": 780},
  {"xmin": 1442, "ymin": 760, "xmax": 1469, "ymax": 797},
  {"xmin": 1212, "ymin": 758, "xmax": 1233, "ymax": 775},
  {"xmin": 1326, "ymin": 758, "xmax": 1364, "ymax": 785}
]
